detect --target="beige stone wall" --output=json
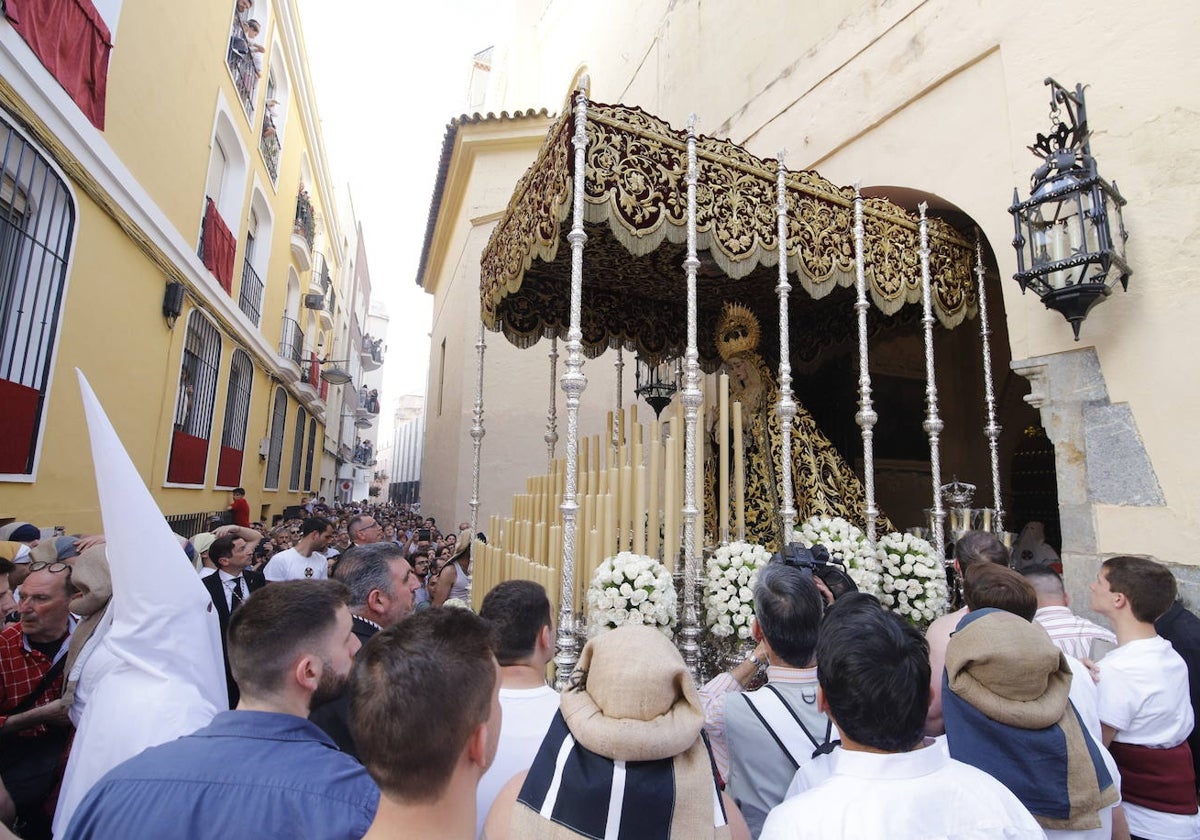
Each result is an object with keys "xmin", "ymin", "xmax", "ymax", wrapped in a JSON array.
[{"xmin": 420, "ymin": 119, "xmax": 640, "ymax": 531}]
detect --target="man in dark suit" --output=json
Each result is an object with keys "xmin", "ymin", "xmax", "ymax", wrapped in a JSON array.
[
  {"xmin": 1157, "ymin": 598, "xmax": 1200, "ymax": 788},
  {"xmin": 203, "ymin": 530, "xmax": 264, "ymax": 708},
  {"xmin": 310, "ymin": 543, "xmax": 420, "ymax": 759}
]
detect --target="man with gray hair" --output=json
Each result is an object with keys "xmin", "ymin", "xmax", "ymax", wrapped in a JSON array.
[
  {"xmin": 346, "ymin": 514, "xmax": 384, "ymax": 547},
  {"xmin": 309, "ymin": 543, "xmax": 419, "ymax": 759},
  {"xmin": 701, "ymin": 563, "xmax": 831, "ymax": 837}
]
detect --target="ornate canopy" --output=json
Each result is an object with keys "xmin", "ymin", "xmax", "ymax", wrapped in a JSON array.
[{"xmin": 480, "ymin": 101, "xmax": 978, "ymax": 369}]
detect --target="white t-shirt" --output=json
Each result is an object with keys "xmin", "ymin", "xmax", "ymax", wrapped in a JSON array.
[
  {"xmin": 1097, "ymin": 635, "xmax": 1199, "ymax": 840},
  {"xmin": 262, "ymin": 547, "xmax": 328, "ymax": 581},
  {"xmin": 475, "ymin": 684, "xmax": 559, "ymax": 838},
  {"xmin": 762, "ymin": 739, "xmax": 1044, "ymax": 840}
]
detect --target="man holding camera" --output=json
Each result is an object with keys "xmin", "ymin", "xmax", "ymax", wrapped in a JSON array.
[{"xmin": 701, "ymin": 550, "xmax": 844, "ymax": 837}]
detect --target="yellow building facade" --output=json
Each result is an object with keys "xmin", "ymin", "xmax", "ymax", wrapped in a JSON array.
[{"xmin": 0, "ymin": 0, "xmax": 377, "ymax": 532}]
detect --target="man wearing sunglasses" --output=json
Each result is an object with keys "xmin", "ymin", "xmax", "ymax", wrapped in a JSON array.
[{"xmin": 0, "ymin": 561, "xmax": 76, "ymax": 837}]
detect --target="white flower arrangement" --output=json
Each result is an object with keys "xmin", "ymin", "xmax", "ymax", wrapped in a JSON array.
[
  {"xmin": 791, "ymin": 514, "xmax": 881, "ymax": 596},
  {"xmin": 876, "ymin": 531, "xmax": 949, "ymax": 627},
  {"xmin": 585, "ymin": 551, "xmax": 677, "ymax": 638},
  {"xmin": 704, "ymin": 540, "xmax": 771, "ymax": 640}
]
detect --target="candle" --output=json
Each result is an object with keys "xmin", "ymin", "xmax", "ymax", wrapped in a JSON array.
[
  {"xmin": 694, "ymin": 396, "xmax": 706, "ymax": 552},
  {"xmin": 633, "ymin": 464, "xmax": 646, "ymax": 555},
  {"xmin": 648, "ymin": 421, "xmax": 661, "ymax": 561},
  {"xmin": 663, "ymin": 434, "xmax": 678, "ymax": 571},
  {"xmin": 733, "ymin": 401, "xmax": 746, "ymax": 541},
  {"xmin": 620, "ymin": 461, "xmax": 632, "ymax": 552},
  {"xmin": 719, "ymin": 372, "xmax": 730, "ymax": 544}
]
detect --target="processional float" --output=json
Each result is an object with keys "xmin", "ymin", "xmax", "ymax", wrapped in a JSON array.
[{"xmin": 471, "ymin": 80, "xmax": 1000, "ymax": 684}]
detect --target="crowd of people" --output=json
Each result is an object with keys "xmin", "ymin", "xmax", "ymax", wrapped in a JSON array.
[{"xmin": 1, "ymin": 504, "xmax": 1199, "ymax": 838}]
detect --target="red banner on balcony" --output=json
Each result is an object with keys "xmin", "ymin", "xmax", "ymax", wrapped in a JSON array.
[
  {"xmin": 308, "ymin": 352, "xmax": 321, "ymax": 388},
  {"xmin": 5, "ymin": 0, "xmax": 112, "ymax": 130},
  {"xmin": 201, "ymin": 197, "xmax": 236, "ymax": 294},
  {"xmin": 319, "ymin": 378, "xmax": 329, "ymax": 402},
  {"xmin": 167, "ymin": 429, "xmax": 209, "ymax": 485},
  {"xmin": 0, "ymin": 378, "xmax": 40, "ymax": 474},
  {"xmin": 216, "ymin": 446, "xmax": 244, "ymax": 488}
]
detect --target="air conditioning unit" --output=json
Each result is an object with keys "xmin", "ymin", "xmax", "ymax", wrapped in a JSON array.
[{"xmin": 303, "ymin": 293, "xmax": 325, "ymax": 310}]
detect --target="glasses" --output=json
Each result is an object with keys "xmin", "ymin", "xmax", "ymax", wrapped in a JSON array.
[{"xmin": 28, "ymin": 561, "xmax": 70, "ymax": 574}]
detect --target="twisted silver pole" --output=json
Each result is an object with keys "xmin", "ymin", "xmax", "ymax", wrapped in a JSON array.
[
  {"xmin": 555, "ymin": 84, "xmax": 589, "ymax": 689},
  {"xmin": 469, "ymin": 321, "xmax": 486, "ymax": 540},
  {"xmin": 679, "ymin": 115, "xmax": 703, "ymax": 681},
  {"xmin": 613, "ymin": 347, "xmax": 624, "ymax": 452},
  {"xmin": 919, "ymin": 203, "xmax": 945, "ymax": 559},
  {"xmin": 545, "ymin": 337, "xmax": 559, "ymax": 472},
  {"xmin": 975, "ymin": 231, "xmax": 1004, "ymax": 532},
  {"xmin": 853, "ymin": 186, "xmax": 879, "ymax": 546},
  {"xmin": 775, "ymin": 155, "xmax": 797, "ymax": 544}
]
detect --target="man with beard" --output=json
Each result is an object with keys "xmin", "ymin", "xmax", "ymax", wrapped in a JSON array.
[{"xmin": 64, "ymin": 581, "xmax": 379, "ymax": 840}]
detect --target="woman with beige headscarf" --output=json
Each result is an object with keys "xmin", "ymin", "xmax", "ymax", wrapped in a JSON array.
[{"xmin": 483, "ymin": 625, "xmax": 750, "ymax": 839}]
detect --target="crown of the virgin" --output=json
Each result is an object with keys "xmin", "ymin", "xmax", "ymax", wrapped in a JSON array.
[{"xmin": 716, "ymin": 302, "xmax": 761, "ymax": 361}]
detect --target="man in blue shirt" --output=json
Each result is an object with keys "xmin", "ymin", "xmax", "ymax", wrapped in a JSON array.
[{"xmin": 65, "ymin": 580, "xmax": 379, "ymax": 840}]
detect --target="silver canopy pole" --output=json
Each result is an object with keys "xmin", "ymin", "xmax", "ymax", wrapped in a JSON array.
[
  {"xmin": 775, "ymin": 155, "xmax": 798, "ymax": 544},
  {"xmin": 919, "ymin": 203, "xmax": 945, "ymax": 559},
  {"xmin": 853, "ymin": 186, "xmax": 879, "ymax": 547},
  {"xmin": 554, "ymin": 84, "xmax": 590, "ymax": 689},
  {"xmin": 679, "ymin": 115, "xmax": 703, "ymax": 681},
  {"xmin": 975, "ymin": 231, "xmax": 1004, "ymax": 532}
]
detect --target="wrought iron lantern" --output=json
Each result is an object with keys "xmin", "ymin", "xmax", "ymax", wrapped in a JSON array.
[
  {"xmin": 1009, "ymin": 78, "xmax": 1130, "ymax": 340},
  {"xmin": 634, "ymin": 356, "xmax": 681, "ymax": 418}
]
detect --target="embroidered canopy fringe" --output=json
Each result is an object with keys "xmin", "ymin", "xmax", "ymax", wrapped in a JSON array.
[{"xmin": 481, "ymin": 100, "xmax": 977, "ymax": 366}]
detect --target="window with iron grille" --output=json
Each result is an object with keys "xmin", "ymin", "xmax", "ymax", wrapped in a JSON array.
[
  {"xmin": 265, "ymin": 387, "xmax": 287, "ymax": 490},
  {"xmin": 303, "ymin": 417, "xmax": 317, "ymax": 492},
  {"xmin": 217, "ymin": 349, "xmax": 253, "ymax": 487},
  {"xmin": 289, "ymin": 407, "xmax": 306, "ymax": 491},
  {"xmin": 167, "ymin": 311, "xmax": 221, "ymax": 484},
  {"xmin": 0, "ymin": 114, "xmax": 75, "ymax": 477}
]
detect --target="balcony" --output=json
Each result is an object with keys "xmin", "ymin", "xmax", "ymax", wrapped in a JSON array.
[
  {"xmin": 298, "ymin": 352, "xmax": 320, "ymax": 401},
  {"xmin": 260, "ymin": 113, "xmax": 280, "ymax": 184},
  {"xmin": 278, "ymin": 316, "xmax": 304, "ymax": 382},
  {"xmin": 312, "ymin": 253, "xmax": 335, "ymax": 328},
  {"xmin": 360, "ymin": 333, "xmax": 383, "ymax": 372},
  {"xmin": 291, "ymin": 189, "xmax": 315, "ymax": 271},
  {"xmin": 227, "ymin": 31, "xmax": 260, "ymax": 118},
  {"xmin": 237, "ymin": 258, "xmax": 264, "ymax": 326}
]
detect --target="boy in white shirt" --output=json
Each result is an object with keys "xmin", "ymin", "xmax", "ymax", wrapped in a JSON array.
[{"xmin": 1090, "ymin": 555, "xmax": 1200, "ymax": 840}]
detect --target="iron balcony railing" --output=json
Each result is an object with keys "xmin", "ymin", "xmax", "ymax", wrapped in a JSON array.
[
  {"xmin": 279, "ymin": 316, "xmax": 304, "ymax": 366},
  {"xmin": 227, "ymin": 46, "xmax": 259, "ymax": 118},
  {"xmin": 238, "ymin": 259, "xmax": 264, "ymax": 326},
  {"xmin": 260, "ymin": 116, "xmax": 281, "ymax": 183},
  {"xmin": 293, "ymin": 190, "xmax": 315, "ymax": 251}
]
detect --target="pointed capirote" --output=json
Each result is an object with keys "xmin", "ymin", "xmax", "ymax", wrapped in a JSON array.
[
  {"xmin": 75, "ymin": 368, "xmax": 226, "ymax": 696},
  {"xmin": 56, "ymin": 371, "xmax": 229, "ymax": 833}
]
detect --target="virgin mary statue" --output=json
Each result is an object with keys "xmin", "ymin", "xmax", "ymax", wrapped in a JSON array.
[{"xmin": 707, "ymin": 302, "xmax": 886, "ymax": 550}]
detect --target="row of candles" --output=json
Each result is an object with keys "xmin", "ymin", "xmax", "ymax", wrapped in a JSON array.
[{"xmin": 476, "ymin": 374, "xmax": 752, "ymax": 613}]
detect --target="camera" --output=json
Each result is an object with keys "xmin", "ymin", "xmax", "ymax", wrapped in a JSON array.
[
  {"xmin": 771, "ymin": 542, "xmax": 858, "ymax": 599},
  {"xmin": 417, "ymin": 528, "xmax": 432, "ymax": 542}
]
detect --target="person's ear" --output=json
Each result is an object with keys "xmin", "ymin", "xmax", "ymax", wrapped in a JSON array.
[
  {"xmin": 367, "ymin": 588, "xmax": 388, "ymax": 615},
  {"xmin": 466, "ymin": 721, "xmax": 490, "ymax": 770},
  {"xmin": 816, "ymin": 685, "xmax": 829, "ymax": 715},
  {"xmin": 294, "ymin": 653, "xmax": 320, "ymax": 694},
  {"xmin": 751, "ymin": 618, "xmax": 763, "ymax": 642}
]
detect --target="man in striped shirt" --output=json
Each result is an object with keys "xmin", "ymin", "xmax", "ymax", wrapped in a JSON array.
[{"xmin": 1022, "ymin": 563, "xmax": 1117, "ymax": 661}]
